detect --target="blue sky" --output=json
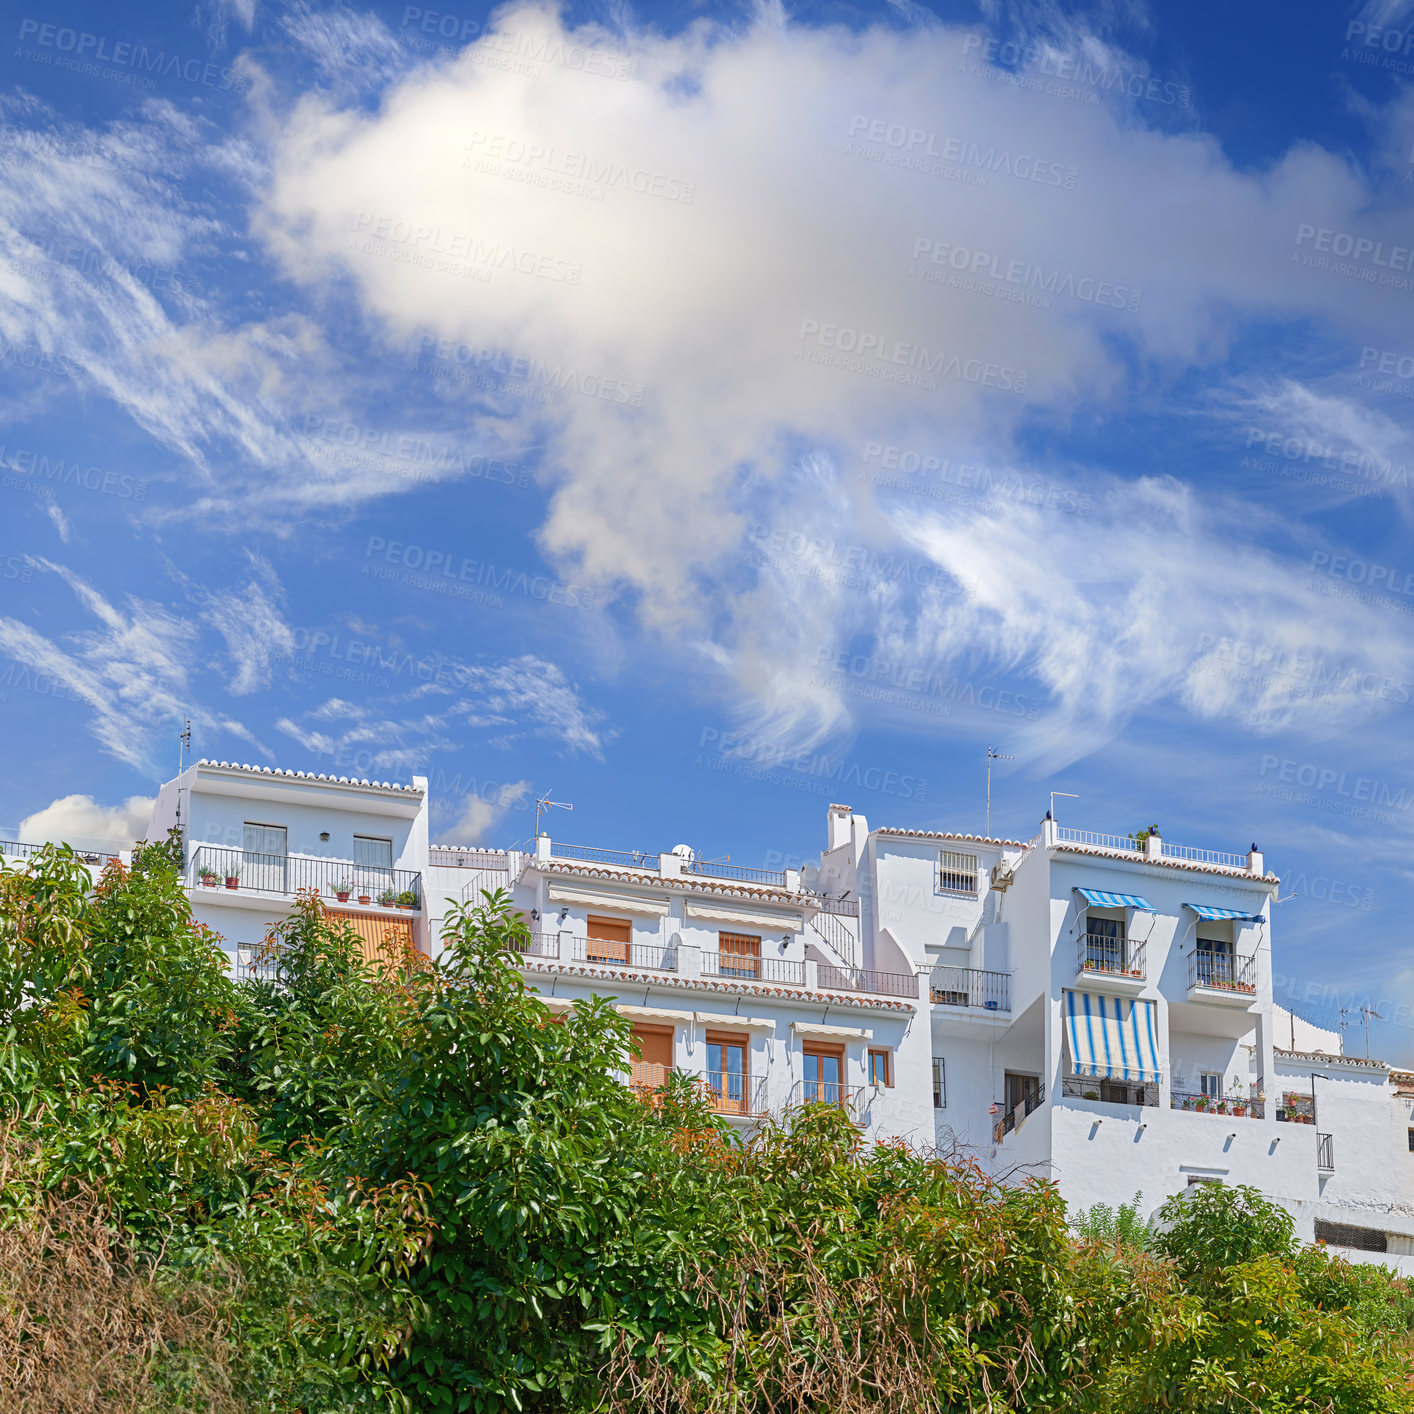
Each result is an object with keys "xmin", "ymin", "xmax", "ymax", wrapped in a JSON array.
[{"xmin": 4, "ymin": 0, "xmax": 1414, "ymax": 1056}]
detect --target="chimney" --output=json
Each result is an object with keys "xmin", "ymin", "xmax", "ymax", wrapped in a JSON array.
[
  {"xmin": 1145, "ymin": 827, "xmax": 1162, "ymax": 860},
  {"xmin": 1040, "ymin": 811, "xmax": 1057, "ymax": 848},
  {"xmin": 827, "ymin": 803, "xmax": 853, "ymax": 852},
  {"xmin": 1247, "ymin": 843, "xmax": 1264, "ymax": 875}
]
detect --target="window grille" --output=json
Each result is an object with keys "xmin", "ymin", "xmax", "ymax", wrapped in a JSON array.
[{"xmin": 938, "ymin": 850, "xmax": 977, "ymax": 894}]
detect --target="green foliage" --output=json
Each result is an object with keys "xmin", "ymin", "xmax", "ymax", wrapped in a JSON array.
[
  {"xmin": 1071, "ymin": 1190, "xmax": 1151, "ymax": 1251},
  {"xmin": 2, "ymin": 845, "xmax": 1413, "ymax": 1413}
]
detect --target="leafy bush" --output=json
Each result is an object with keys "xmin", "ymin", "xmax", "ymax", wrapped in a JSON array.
[{"xmin": 2, "ymin": 841, "xmax": 1413, "ymax": 1413}]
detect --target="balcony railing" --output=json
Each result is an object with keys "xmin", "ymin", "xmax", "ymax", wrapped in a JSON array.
[
  {"xmin": 1162, "ymin": 841, "xmax": 1249, "ymax": 870},
  {"xmin": 993, "ymin": 1082, "xmax": 1045, "ymax": 1143},
  {"xmin": 930, "ymin": 966, "xmax": 1010, "ymax": 1012},
  {"xmin": 1078, "ymin": 933, "xmax": 1146, "ymax": 981},
  {"xmin": 1187, "ymin": 951, "xmax": 1257, "ymax": 994},
  {"xmin": 817, "ymin": 964, "xmax": 918, "ymax": 999},
  {"xmin": 548, "ymin": 842, "xmax": 657, "ymax": 869},
  {"xmin": 188, "ymin": 845, "xmax": 422, "ymax": 906},
  {"xmin": 700, "ymin": 953, "xmax": 806, "ymax": 985},
  {"xmin": 513, "ymin": 931, "xmax": 565, "ymax": 959},
  {"xmin": 2, "ymin": 838, "xmax": 119, "ymax": 866},
  {"xmin": 685, "ymin": 859, "xmax": 788, "ymax": 887},
  {"xmin": 429, "ymin": 846, "xmax": 510, "ymax": 869},
  {"xmin": 1171, "ymin": 1090, "xmax": 1264, "ymax": 1119},
  {"xmin": 1317, "ymin": 1132, "xmax": 1335, "ymax": 1170},
  {"xmin": 812, "ymin": 894, "xmax": 861, "ymax": 916},
  {"xmin": 1061, "ymin": 1074, "xmax": 1160, "ymax": 1107},
  {"xmin": 705, "ymin": 1070, "xmax": 768, "ymax": 1116},
  {"xmin": 790, "ymin": 1080, "xmax": 864, "ymax": 1111},
  {"xmin": 1055, "ymin": 826, "xmax": 1138, "ymax": 852},
  {"xmin": 808, "ymin": 907, "xmax": 859, "ymax": 966},
  {"xmin": 570, "ymin": 936, "xmax": 679, "ymax": 971}
]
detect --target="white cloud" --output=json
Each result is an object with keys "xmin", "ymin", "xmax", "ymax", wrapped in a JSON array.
[
  {"xmin": 194, "ymin": 550, "xmax": 296, "ymax": 694},
  {"xmin": 43, "ymin": 501, "xmax": 71, "ymax": 542},
  {"xmin": 439, "ymin": 778, "xmax": 532, "ymax": 844},
  {"xmin": 18, "ymin": 793, "xmax": 155, "ymax": 848},
  {"xmin": 252, "ymin": 3, "xmax": 1414, "ymax": 759}
]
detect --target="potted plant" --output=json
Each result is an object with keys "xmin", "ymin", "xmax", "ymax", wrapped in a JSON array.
[
  {"xmin": 198, "ymin": 866, "xmax": 219, "ymax": 887},
  {"xmin": 1233, "ymin": 1100, "xmax": 1247, "ymax": 1117},
  {"xmin": 1276, "ymin": 1107, "xmax": 1288, "ymax": 1122},
  {"xmin": 1195, "ymin": 1095, "xmax": 1209, "ymax": 1112},
  {"xmin": 376, "ymin": 888, "xmax": 397, "ymax": 906},
  {"xmin": 224, "ymin": 863, "xmax": 241, "ymax": 890},
  {"xmin": 335, "ymin": 876, "xmax": 355, "ymax": 903},
  {"xmin": 1083, "ymin": 1089, "xmax": 1099, "ymax": 1101},
  {"xmin": 357, "ymin": 891, "xmax": 372, "ymax": 905},
  {"xmin": 396, "ymin": 889, "xmax": 418, "ymax": 911}
]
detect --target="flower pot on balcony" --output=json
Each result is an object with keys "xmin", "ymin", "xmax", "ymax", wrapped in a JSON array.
[
  {"xmin": 198, "ymin": 873, "xmax": 219, "ymax": 887},
  {"xmin": 225, "ymin": 877, "xmax": 239, "ymax": 889},
  {"xmin": 1233, "ymin": 1104, "xmax": 1247, "ymax": 1117},
  {"xmin": 336, "ymin": 892, "xmax": 350, "ymax": 902},
  {"xmin": 358, "ymin": 895, "xmax": 371, "ymax": 905}
]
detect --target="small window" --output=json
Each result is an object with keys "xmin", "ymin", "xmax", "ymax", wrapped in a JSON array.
[
  {"xmin": 938, "ymin": 850, "xmax": 977, "ymax": 894},
  {"xmin": 1407, "ymin": 1129, "xmax": 1414, "ymax": 1153},
  {"xmin": 1314, "ymin": 1219, "xmax": 1387, "ymax": 1253},
  {"xmin": 868, "ymin": 1048, "xmax": 892, "ymax": 1088},
  {"xmin": 932, "ymin": 1057, "xmax": 946, "ymax": 1109},
  {"xmin": 1199, "ymin": 1072, "xmax": 1222, "ymax": 1100}
]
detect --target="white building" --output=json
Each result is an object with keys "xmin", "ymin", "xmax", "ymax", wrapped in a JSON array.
[{"xmin": 18, "ymin": 760, "xmax": 1405, "ymax": 1271}]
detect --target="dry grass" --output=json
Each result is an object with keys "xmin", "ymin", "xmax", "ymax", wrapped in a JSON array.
[{"xmin": 0, "ymin": 1135, "xmax": 246, "ymax": 1414}]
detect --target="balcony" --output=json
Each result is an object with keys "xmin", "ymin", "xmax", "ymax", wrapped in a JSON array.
[
  {"xmin": 2, "ymin": 838, "xmax": 119, "ymax": 867},
  {"xmin": 188, "ymin": 845, "xmax": 422, "ymax": 908},
  {"xmin": 700, "ymin": 952, "xmax": 805, "ymax": 985},
  {"xmin": 1171, "ymin": 1089, "xmax": 1264, "ymax": 1119},
  {"xmin": 816, "ymin": 963, "xmax": 918, "ymax": 999},
  {"xmin": 1061, "ymin": 1074, "xmax": 1160, "ymax": 1107},
  {"xmin": 704, "ymin": 1069, "xmax": 768, "ymax": 1116},
  {"xmin": 1077, "ymin": 933, "xmax": 1146, "ymax": 991},
  {"xmin": 790, "ymin": 1079, "xmax": 865, "ymax": 1112},
  {"xmin": 930, "ymin": 966, "xmax": 1010, "ymax": 1012},
  {"xmin": 545, "ymin": 839, "xmax": 790, "ymax": 888},
  {"xmin": 1317, "ymin": 1132, "xmax": 1335, "ymax": 1170},
  {"xmin": 1053, "ymin": 826, "xmax": 1255, "ymax": 873},
  {"xmin": 993, "ymin": 1082, "xmax": 1045, "ymax": 1143},
  {"xmin": 1186, "ymin": 951, "xmax": 1257, "ymax": 1004}
]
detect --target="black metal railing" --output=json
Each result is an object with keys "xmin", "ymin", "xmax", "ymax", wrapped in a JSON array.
[
  {"xmin": 818, "ymin": 963, "xmax": 919, "ymax": 998},
  {"xmin": 1187, "ymin": 951, "xmax": 1258, "ymax": 994},
  {"xmin": 808, "ymin": 907, "xmax": 859, "ymax": 964},
  {"xmin": 1078, "ymin": 933, "xmax": 1146, "ymax": 980},
  {"xmin": 1317, "ymin": 1132, "xmax": 1335, "ymax": 1170},
  {"xmin": 188, "ymin": 845, "xmax": 422, "ymax": 906},
  {"xmin": 511, "ymin": 931, "xmax": 563, "ymax": 959},
  {"xmin": 813, "ymin": 894, "xmax": 860, "ymax": 916},
  {"xmin": 1061, "ymin": 1074, "xmax": 1160, "ymax": 1107},
  {"xmin": 1171, "ymin": 1089, "xmax": 1264, "ymax": 1119},
  {"xmin": 791, "ymin": 1080, "xmax": 864, "ymax": 1111},
  {"xmin": 700, "ymin": 952, "xmax": 805, "ymax": 984},
  {"xmin": 993, "ymin": 1082, "xmax": 1046, "ymax": 1143},
  {"xmin": 930, "ymin": 966, "xmax": 1010, "ymax": 1012},
  {"xmin": 570, "ymin": 936, "xmax": 679, "ymax": 971},
  {"xmin": 548, "ymin": 842, "xmax": 657, "ymax": 869},
  {"xmin": 705, "ymin": 1070, "xmax": 768, "ymax": 1115},
  {"xmin": 1, "ymin": 838, "xmax": 119, "ymax": 866},
  {"xmin": 686, "ymin": 859, "xmax": 789, "ymax": 887}
]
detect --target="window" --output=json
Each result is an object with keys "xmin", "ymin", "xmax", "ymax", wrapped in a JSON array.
[
  {"xmin": 938, "ymin": 850, "xmax": 978, "ymax": 894},
  {"xmin": 932, "ymin": 1057, "xmax": 946, "ymax": 1109},
  {"xmin": 586, "ymin": 914, "xmax": 632, "ymax": 963},
  {"xmin": 629, "ymin": 1025, "xmax": 673, "ymax": 1092},
  {"xmin": 706, "ymin": 1032, "xmax": 748, "ymax": 1114},
  {"xmin": 1407, "ymin": 1129, "xmax": 1414, "ymax": 1153},
  {"xmin": 1005, "ymin": 1072, "xmax": 1041, "ymax": 1115},
  {"xmin": 718, "ymin": 932, "xmax": 761, "ymax": 979},
  {"xmin": 868, "ymin": 1048, "xmax": 892, "ymax": 1088},
  {"xmin": 1199, "ymin": 1072, "xmax": 1222, "ymax": 1100},
  {"xmin": 1314, "ymin": 1219, "xmax": 1387, "ymax": 1253},
  {"xmin": 803, "ymin": 1044, "xmax": 844, "ymax": 1105}
]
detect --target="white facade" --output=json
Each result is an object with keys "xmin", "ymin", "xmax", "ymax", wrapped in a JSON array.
[{"xmin": 15, "ymin": 760, "xmax": 1409, "ymax": 1273}]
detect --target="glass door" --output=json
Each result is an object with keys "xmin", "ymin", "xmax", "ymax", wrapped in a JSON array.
[
  {"xmin": 354, "ymin": 834, "xmax": 394, "ymax": 901},
  {"xmin": 242, "ymin": 822, "xmax": 287, "ymax": 893},
  {"xmin": 803, "ymin": 1048, "xmax": 842, "ymax": 1105},
  {"xmin": 707, "ymin": 1039, "xmax": 747, "ymax": 1113}
]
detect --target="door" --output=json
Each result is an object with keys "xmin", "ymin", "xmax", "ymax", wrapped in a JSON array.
[
  {"xmin": 803, "ymin": 1046, "xmax": 843, "ymax": 1105},
  {"xmin": 1004, "ymin": 1072, "xmax": 1040, "ymax": 1118},
  {"xmin": 1196, "ymin": 937, "xmax": 1234, "ymax": 986},
  {"xmin": 719, "ymin": 932, "xmax": 761, "ymax": 979},
  {"xmin": 630, "ymin": 1026, "xmax": 673, "ymax": 1090},
  {"xmin": 242, "ymin": 822, "xmax": 287, "ymax": 893},
  {"xmin": 586, "ymin": 914, "xmax": 632, "ymax": 963},
  {"xmin": 707, "ymin": 1036, "xmax": 748, "ymax": 1113},
  {"xmin": 1085, "ymin": 915, "xmax": 1124, "ymax": 973},
  {"xmin": 354, "ymin": 834, "xmax": 394, "ymax": 900}
]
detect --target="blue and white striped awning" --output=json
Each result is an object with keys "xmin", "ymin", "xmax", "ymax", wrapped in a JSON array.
[
  {"xmin": 1064, "ymin": 990, "xmax": 1161, "ymax": 1084},
  {"xmin": 1074, "ymin": 887, "xmax": 1155, "ymax": 912},
  {"xmin": 1185, "ymin": 902, "xmax": 1264, "ymax": 923}
]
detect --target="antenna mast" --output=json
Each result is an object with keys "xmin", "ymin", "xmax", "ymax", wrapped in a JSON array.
[
  {"xmin": 534, "ymin": 789, "xmax": 573, "ymax": 839},
  {"xmin": 985, "ymin": 746, "xmax": 1013, "ymax": 837}
]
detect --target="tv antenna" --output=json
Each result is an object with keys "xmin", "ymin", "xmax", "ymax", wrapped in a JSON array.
[
  {"xmin": 1358, "ymin": 1003, "xmax": 1383, "ymax": 1059},
  {"xmin": 178, "ymin": 718, "xmax": 191, "ymax": 774},
  {"xmin": 1049, "ymin": 790, "xmax": 1078, "ymax": 822},
  {"xmin": 534, "ymin": 790, "xmax": 573, "ymax": 838},
  {"xmin": 985, "ymin": 746, "xmax": 1013, "ymax": 838}
]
